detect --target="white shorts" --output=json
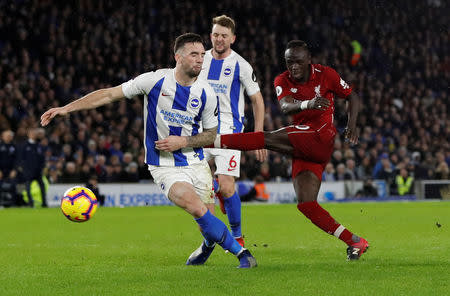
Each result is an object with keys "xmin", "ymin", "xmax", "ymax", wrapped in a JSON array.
[
  {"xmin": 148, "ymin": 160, "xmax": 214, "ymax": 204},
  {"xmin": 204, "ymin": 148, "xmax": 241, "ymax": 177}
]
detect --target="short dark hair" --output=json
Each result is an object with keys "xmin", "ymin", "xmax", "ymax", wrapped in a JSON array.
[
  {"xmin": 173, "ymin": 33, "xmax": 203, "ymax": 54},
  {"xmin": 286, "ymin": 40, "xmax": 309, "ymax": 52},
  {"xmin": 212, "ymin": 15, "xmax": 236, "ymax": 34}
]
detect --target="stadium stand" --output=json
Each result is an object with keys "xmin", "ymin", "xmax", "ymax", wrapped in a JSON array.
[{"xmin": 0, "ymin": 0, "xmax": 448, "ymax": 202}]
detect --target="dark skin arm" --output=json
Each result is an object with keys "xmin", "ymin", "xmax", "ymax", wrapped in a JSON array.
[
  {"xmin": 279, "ymin": 91, "xmax": 360, "ymax": 145},
  {"xmin": 279, "ymin": 95, "xmax": 331, "ymax": 115},
  {"xmin": 344, "ymin": 91, "xmax": 360, "ymax": 145}
]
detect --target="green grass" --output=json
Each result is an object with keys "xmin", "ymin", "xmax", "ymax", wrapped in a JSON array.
[{"xmin": 1, "ymin": 202, "xmax": 449, "ymax": 296}]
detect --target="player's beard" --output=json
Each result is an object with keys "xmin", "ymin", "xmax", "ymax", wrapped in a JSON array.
[
  {"xmin": 186, "ymin": 67, "xmax": 201, "ymax": 78},
  {"xmin": 213, "ymin": 44, "xmax": 228, "ymax": 55}
]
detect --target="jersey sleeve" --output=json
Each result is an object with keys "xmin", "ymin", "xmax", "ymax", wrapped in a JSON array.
[
  {"xmin": 274, "ymin": 74, "xmax": 291, "ymax": 101},
  {"xmin": 201, "ymin": 86, "xmax": 218, "ymax": 130},
  {"xmin": 325, "ymin": 67, "xmax": 352, "ymax": 98},
  {"xmin": 121, "ymin": 71, "xmax": 157, "ymax": 99},
  {"xmin": 240, "ymin": 61, "xmax": 260, "ymax": 97}
]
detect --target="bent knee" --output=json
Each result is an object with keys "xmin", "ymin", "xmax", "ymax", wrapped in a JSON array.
[{"xmin": 217, "ymin": 175, "xmax": 235, "ymax": 197}]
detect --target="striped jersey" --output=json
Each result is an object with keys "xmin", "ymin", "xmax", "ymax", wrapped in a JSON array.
[
  {"xmin": 122, "ymin": 68, "xmax": 218, "ymax": 167},
  {"xmin": 199, "ymin": 49, "xmax": 260, "ymax": 134}
]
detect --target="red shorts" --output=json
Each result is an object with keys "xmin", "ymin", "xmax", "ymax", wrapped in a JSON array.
[{"xmin": 286, "ymin": 123, "xmax": 336, "ymax": 181}]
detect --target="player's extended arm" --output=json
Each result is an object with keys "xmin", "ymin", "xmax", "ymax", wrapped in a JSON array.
[
  {"xmin": 155, "ymin": 127, "xmax": 217, "ymax": 152},
  {"xmin": 248, "ymin": 92, "xmax": 265, "ymax": 132},
  {"xmin": 344, "ymin": 92, "xmax": 360, "ymax": 145},
  {"xmin": 40, "ymin": 86, "xmax": 125, "ymax": 126},
  {"xmin": 249, "ymin": 91, "xmax": 268, "ymax": 161},
  {"xmin": 279, "ymin": 95, "xmax": 330, "ymax": 115}
]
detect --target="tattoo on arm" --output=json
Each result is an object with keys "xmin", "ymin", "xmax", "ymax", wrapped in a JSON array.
[{"xmin": 186, "ymin": 127, "xmax": 217, "ymax": 148}]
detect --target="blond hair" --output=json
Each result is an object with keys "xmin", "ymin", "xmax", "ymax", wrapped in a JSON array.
[{"xmin": 212, "ymin": 15, "xmax": 235, "ymax": 34}]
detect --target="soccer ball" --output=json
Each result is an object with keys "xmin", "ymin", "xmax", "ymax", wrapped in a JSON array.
[{"xmin": 61, "ymin": 186, "xmax": 98, "ymax": 222}]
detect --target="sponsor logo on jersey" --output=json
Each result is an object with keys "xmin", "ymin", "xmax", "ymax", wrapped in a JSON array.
[
  {"xmin": 209, "ymin": 82, "xmax": 228, "ymax": 94},
  {"xmin": 290, "ymin": 88, "xmax": 297, "ymax": 93},
  {"xmin": 224, "ymin": 67, "xmax": 232, "ymax": 76},
  {"xmin": 160, "ymin": 183, "xmax": 165, "ymax": 190},
  {"xmin": 252, "ymin": 71, "xmax": 257, "ymax": 82},
  {"xmin": 160, "ymin": 109, "xmax": 194, "ymax": 124},
  {"xmin": 161, "ymin": 93, "xmax": 170, "ymax": 96}
]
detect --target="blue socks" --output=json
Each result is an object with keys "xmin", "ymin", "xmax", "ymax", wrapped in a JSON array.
[
  {"xmin": 213, "ymin": 178, "xmax": 242, "ymax": 238},
  {"xmin": 223, "ymin": 192, "xmax": 242, "ymax": 238},
  {"xmin": 195, "ymin": 210, "xmax": 242, "ymax": 255}
]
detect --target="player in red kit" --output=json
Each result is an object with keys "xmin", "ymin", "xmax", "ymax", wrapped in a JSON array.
[{"xmin": 209, "ymin": 40, "xmax": 369, "ymax": 260}]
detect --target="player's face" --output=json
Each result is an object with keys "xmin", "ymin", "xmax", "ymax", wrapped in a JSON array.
[
  {"xmin": 211, "ymin": 24, "xmax": 235, "ymax": 55},
  {"xmin": 284, "ymin": 47, "xmax": 311, "ymax": 82},
  {"xmin": 178, "ymin": 42, "xmax": 205, "ymax": 78}
]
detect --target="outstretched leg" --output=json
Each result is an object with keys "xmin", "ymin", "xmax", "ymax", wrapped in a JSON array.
[
  {"xmin": 294, "ymin": 171, "xmax": 369, "ymax": 260},
  {"xmin": 213, "ymin": 128, "xmax": 295, "ymax": 155}
]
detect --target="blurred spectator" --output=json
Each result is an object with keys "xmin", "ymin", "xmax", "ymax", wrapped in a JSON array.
[
  {"xmin": 259, "ymin": 162, "xmax": 271, "ymax": 181},
  {"xmin": 95, "ymin": 155, "xmax": 108, "ymax": 182},
  {"xmin": 0, "ymin": 0, "xmax": 447, "ymax": 188},
  {"xmin": 60, "ymin": 162, "xmax": 80, "ymax": 183},
  {"xmin": 331, "ymin": 150, "xmax": 344, "ymax": 167},
  {"xmin": 122, "ymin": 152, "xmax": 134, "ymax": 168},
  {"xmin": 270, "ymin": 155, "xmax": 289, "ymax": 181},
  {"xmin": 111, "ymin": 164, "xmax": 127, "ymax": 182},
  {"xmin": 16, "ymin": 128, "xmax": 47, "ymax": 207},
  {"xmin": 240, "ymin": 176, "xmax": 269, "ymax": 202},
  {"xmin": 125, "ymin": 162, "xmax": 140, "ymax": 182},
  {"xmin": 0, "ymin": 170, "xmax": 20, "ymax": 207},
  {"xmin": 356, "ymin": 156, "xmax": 372, "ymax": 180},
  {"xmin": 345, "ymin": 159, "xmax": 357, "ymax": 180},
  {"xmin": 0, "ymin": 130, "xmax": 17, "ymax": 178},
  {"xmin": 394, "ymin": 168, "xmax": 414, "ymax": 196},
  {"xmin": 137, "ymin": 154, "xmax": 152, "ymax": 181},
  {"xmin": 335, "ymin": 163, "xmax": 352, "ymax": 181},
  {"xmin": 373, "ymin": 153, "xmax": 395, "ymax": 182},
  {"xmin": 322, "ymin": 163, "xmax": 336, "ymax": 182},
  {"xmin": 355, "ymin": 178, "xmax": 379, "ymax": 198},
  {"xmin": 85, "ymin": 175, "xmax": 105, "ymax": 206},
  {"xmin": 109, "ymin": 141, "xmax": 124, "ymax": 162},
  {"xmin": 435, "ymin": 161, "xmax": 449, "ymax": 180}
]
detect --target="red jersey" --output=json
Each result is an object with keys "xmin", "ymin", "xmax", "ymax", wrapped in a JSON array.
[{"xmin": 274, "ymin": 64, "xmax": 352, "ymax": 129}]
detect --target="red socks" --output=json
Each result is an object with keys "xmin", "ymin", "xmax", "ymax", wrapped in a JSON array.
[
  {"xmin": 220, "ymin": 132, "xmax": 265, "ymax": 150},
  {"xmin": 297, "ymin": 201, "xmax": 356, "ymax": 246}
]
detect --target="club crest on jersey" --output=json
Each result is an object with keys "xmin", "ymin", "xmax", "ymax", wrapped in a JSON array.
[
  {"xmin": 314, "ymin": 85, "xmax": 321, "ymax": 98},
  {"xmin": 224, "ymin": 67, "xmax": 232, "ymax": 76},
  {"xmin": 189, "ymin": 96, "xmax": 201, "ymax": 109}
]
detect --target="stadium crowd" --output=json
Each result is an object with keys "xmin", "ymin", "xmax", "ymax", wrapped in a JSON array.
[{"xmin": 0, "ymin": 0, "xmax": 448, "ymax": 203}]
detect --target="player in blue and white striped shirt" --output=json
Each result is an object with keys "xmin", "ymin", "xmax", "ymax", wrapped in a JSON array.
[
  {"xmin": 199, "ymin": 15, "xmax": 267, "ymax": 249},
  {"xmin": 40, "ymin": 33, "xmax": 256, "ymax": 268}
]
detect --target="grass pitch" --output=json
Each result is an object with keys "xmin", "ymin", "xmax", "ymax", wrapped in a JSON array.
[{"xmin": 1, "ymin": 202, "xmax": 449, "ymax": 296}]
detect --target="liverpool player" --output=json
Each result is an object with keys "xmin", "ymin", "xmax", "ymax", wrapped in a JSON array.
[{"xmin": 211, "ymin": 40, "xmax": 369, "ymax": 260}]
